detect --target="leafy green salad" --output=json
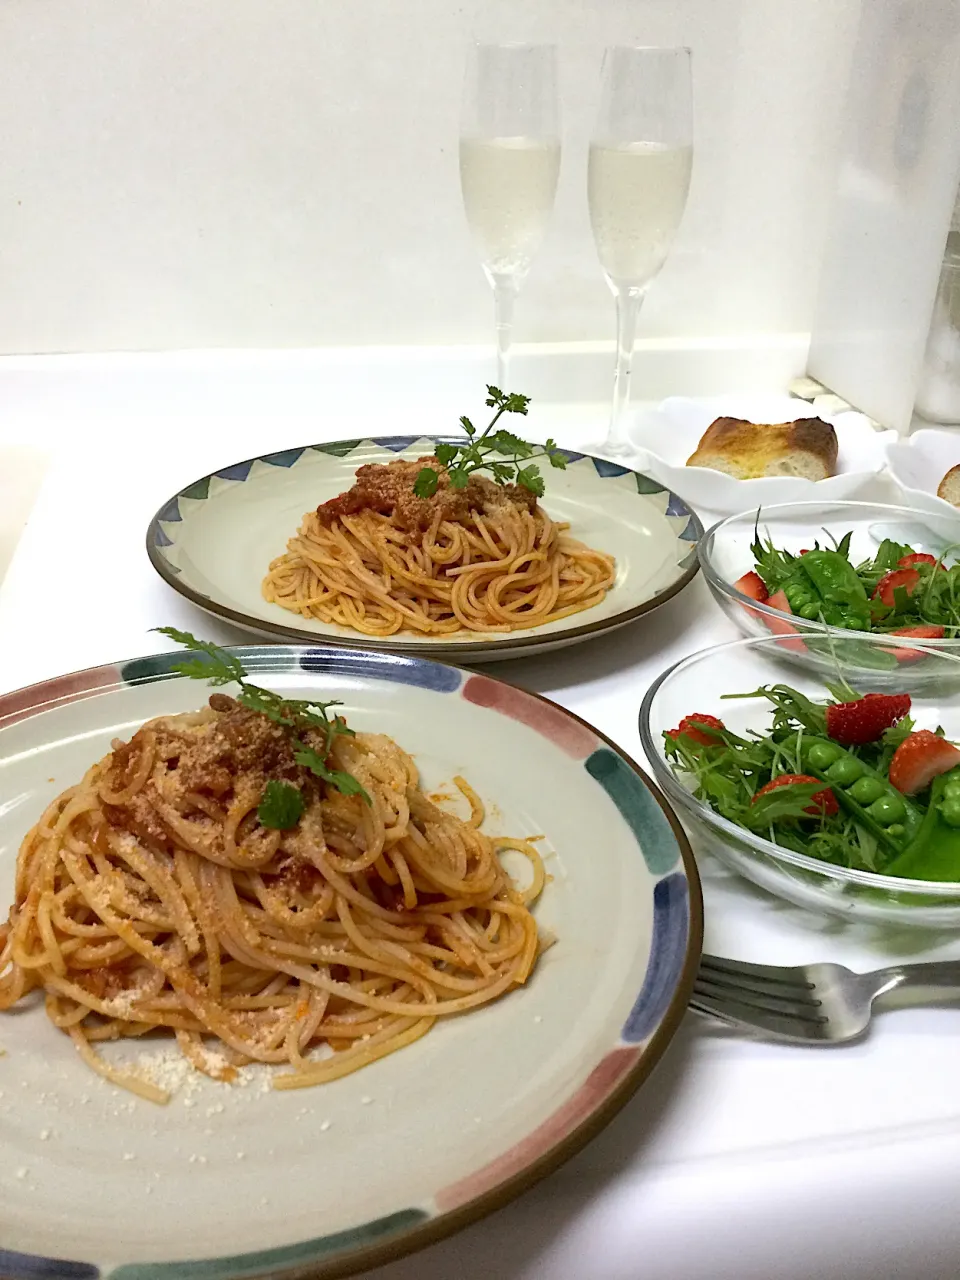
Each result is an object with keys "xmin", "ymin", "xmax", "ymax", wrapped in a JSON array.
[
  {"xmin": 665, "ymin": 682, "xmax": 960, "ymax": 883},
  {"xmin": 735, "ymin": 528, "xmax": 960, "ymax": 643}
]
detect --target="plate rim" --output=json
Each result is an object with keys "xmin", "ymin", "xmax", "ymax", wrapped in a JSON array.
[
  {"xmin": 144, "ymin": 434, "xmax": 703, "ymax": 657},
  {"xmin": 0, "ymin": 643, "xmax": 703, "ymax": 1280}
]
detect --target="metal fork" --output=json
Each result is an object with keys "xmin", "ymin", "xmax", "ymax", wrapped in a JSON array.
[{"xmin": 691, "ymin": 952, "xmax": 960, "ymax": 1044}]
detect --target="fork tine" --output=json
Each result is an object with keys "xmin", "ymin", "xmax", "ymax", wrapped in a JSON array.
[
  {"xmin": 694, "ymin": 976, "xmax": 827, "ymax": 1024},
  {"xmin": 699, "ymin": 953, "xmax": 815, "ymax": 990},
  {"xmin": 690, "ymin": 991, "xmax": 833, "ymax": 1042},
  {"xmin": 696, "ymin": 965, "xmax": 823, "ymax": 1009},
  {"xmin": 688, "ymin": 996, "xmax": 744, "ymax": 1032}
]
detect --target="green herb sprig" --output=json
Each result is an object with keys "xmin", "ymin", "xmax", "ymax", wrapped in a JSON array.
[
  {"xmin": 412, "ymin": 386, "xmax": 567, "ymax": 500},
  {"xmin": 154, "ymin": 628, "xmax": 370, "ymax": 821},
  {"xmin": 257, "ymin": 779, "xmax": 304, "ymax": 830}
]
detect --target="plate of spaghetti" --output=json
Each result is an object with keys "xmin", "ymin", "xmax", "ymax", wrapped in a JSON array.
[
  {"xmin": 146, "ymin": 423, "xmax": 701, "ymax": 662},
  {"xmin": 0, "ymin": 635, "xmax": 700, "ymax": 1280}
]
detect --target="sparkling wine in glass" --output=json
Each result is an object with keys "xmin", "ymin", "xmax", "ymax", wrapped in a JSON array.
[
  {"xmin": 460, "ymin": 43, "xmax": 561, "ymax": 388},
  {"xmin": 588, "ymin": 46, "xmax": 693, "ymax": 456}
]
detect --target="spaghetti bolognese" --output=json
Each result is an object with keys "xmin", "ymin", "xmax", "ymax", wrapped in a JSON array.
[
  {"xmin": 261, "ymin": 455, "xmax": 616, "ymax": 637},
  {"xmin": 0, "ymin": 680, "xmax": 546, "ymax": 1102}
]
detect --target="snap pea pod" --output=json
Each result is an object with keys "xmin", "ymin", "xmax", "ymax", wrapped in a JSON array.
[
  {"xmin": 783, "ymin": 577, "xmax": 823, "ymax": 620},
  {"xmin": 795, "ymin": 550, "xmax": 872, "ymax": 629},
  {"xmin": 885, "ymin": 766, "xmax": 960, "ymax": 881},
  {"xmin": 800, "ymin": 736, "xmax": 924, "ymax": 854}
]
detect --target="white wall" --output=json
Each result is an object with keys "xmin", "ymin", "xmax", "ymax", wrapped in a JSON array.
[{"xmin": 0, "ymin": 0, "xmax": 860, "ymax": 355}]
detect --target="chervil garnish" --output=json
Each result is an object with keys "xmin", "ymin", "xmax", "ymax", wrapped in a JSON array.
[
  {"xmin": 153, "ymin": 627, "xmax": 370, "ymax": 806},
  {"xmin": 412, "ymin": 386, "xmax": 567, "ymax": 500}
]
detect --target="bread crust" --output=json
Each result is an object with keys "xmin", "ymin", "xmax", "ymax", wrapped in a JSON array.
[
  {"xmin": 937, "ymin": 464, "xmax": 960, "ymax": 506},
  {"xmin": 686, "ymin": 416, "xmax": 839, "ymax": 480}
]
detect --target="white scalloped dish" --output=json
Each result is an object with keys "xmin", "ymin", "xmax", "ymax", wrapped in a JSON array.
[
  {"xmin": 886, "ymin": 428, "xmax": 960, "ymax": 519},
  {"xmin": 630, "ymin": 396, "xmax": 896, "ymax": 516}
]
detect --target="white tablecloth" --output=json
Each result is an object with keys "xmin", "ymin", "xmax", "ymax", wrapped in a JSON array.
[{"xmin": 1, "ymin": 360, "xmax": 960, "ymax": 1280}]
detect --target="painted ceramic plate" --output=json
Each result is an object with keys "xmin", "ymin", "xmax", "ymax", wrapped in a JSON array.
[
  {"xmin": 146, "ymin": 436, "xmax": 702, "ymax": 662},
  {"xmin": 0, "ymin": 645, "xmax": 701, "ymax": 1280}
]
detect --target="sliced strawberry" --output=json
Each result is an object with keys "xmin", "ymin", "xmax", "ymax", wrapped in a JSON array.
[
  {"xmin": 890, "ymin": 624, "xmax": 945, "ymax": 640},
  {"xmin": 825, "ymin": 692, "xmax": 911, "ymax": 745},
  {"xmin": 753, "ymin": 774, "xmax": 838, "ymax": 817},
  {"xmin": 872, "ymin": 567, "xmax": 920, "ymax": 606},
  {"xmin": 733, "ymin": 570, "xmax": 769, "ymax": 603},
  {"xmin": 889, "ymin": 730, "xmax": 960, "ymax": 795},
  {"xmin": 898, "ymin": 553, "xmax": 943, "ymax": 570},
  {"xmin": 760, "ymin": 589, "xmax": 807, "ymax": 652},
  {"xmin": 667, "ymin": 713, "xmax": 725, "ymax": 747},
  {"xmin": 885, "ymin": 624, "xmax": 946, "ymax": 664}
]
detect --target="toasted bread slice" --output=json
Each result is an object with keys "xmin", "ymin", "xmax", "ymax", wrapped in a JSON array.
[
  {"xmin": 686, "ymin": 416, "xmax": 838, "ymax": 481},
  {"xmin": 937, "ymin": 464, "xmax": 960, "ymax": 508}
]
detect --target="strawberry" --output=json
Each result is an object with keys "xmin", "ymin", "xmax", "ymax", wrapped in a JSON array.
[
  {"xmin": 872, "ymin": 567, "xmax": 920, "ymax": 606},
  {"xmin": 886, "ymin": 624, "xmax": 946, "ymax": 664},
  {"xmin": 667, "ymin": 713, "xmax": 725, "ymax": 747},
  {"xmin": 898, "ymin": 552, "xmax": 943, "ymax": 570},
  {"xmin": 753, "ymin": 774, "xmax": 838, "ymax": 817},
  {"xmin": 760, "ymin": 589, "xmax": 807, "ymax": 652},
  {"xmin": 733, "ymin": 570, "xmax": 769, "ymax": 603},
  {"xmin": 825, "ymin": 692, "xmax": 911, "ymax": 745},
  {"xmin": 889, "ymin": 730, "xmax": 960, "ymax": 795},
  {"xmin": 889, "ymin": 624, "xmax": 945, "ymax": 640}
]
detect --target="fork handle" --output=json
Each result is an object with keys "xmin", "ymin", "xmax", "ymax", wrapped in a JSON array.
[{"xmin": 881, "ymin": 960, "xmax": 960, "ymax": 991}]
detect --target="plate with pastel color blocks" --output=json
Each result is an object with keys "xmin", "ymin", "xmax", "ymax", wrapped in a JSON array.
[{"xmin": 0, "ymin": 641, "xmax": 701, "ymax": 1279}]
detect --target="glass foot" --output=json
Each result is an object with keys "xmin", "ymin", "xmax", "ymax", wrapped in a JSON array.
[{"xmin": 584, "ymin": 433, "xmax": 636, "ymax": 462}]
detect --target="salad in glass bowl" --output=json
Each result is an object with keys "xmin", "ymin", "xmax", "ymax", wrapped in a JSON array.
[
  {"xmin": 640, "ymin": 633, "xmax": 960, "ymax": 926},
  {"xmin": 699, "ymin": 500, "xmax": 960, "ymax": 688}
]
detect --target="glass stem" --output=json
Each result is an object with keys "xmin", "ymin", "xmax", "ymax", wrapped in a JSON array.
[
  {"xmin": 606, "ymin": 285, "xmax": 645, "ymax": 454},
  {"xmin": 493, "ymin": 280, "xmax": 518, "ymax": 391}
]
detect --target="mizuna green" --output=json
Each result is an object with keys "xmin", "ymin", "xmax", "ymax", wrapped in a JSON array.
[{"xmin": 665, "ymin": 681, "xmax": 960, "ymax": 882}]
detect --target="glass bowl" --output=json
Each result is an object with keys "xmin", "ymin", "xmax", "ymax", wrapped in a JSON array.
[
  {"xmin": 698, "ymin": 499, "xmax": 960, "ymax": 690},
  {"xmin": 639, "ymin": 632, "xmax": 960, "ymax": 927}
]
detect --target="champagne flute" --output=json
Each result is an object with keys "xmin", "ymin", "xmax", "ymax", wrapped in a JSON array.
[
  {"xmin": 588, "ymin": 46, "xmax": 693, "ymax": 456},
  {"xmin": 460, "ymin": 43, "xmax": 561, "ymax": 389}
]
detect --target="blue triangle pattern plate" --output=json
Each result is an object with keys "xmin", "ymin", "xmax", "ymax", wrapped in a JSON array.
[{"xmin": 146, "ymin": 435, "xmax": 702, "ymax": 663}]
